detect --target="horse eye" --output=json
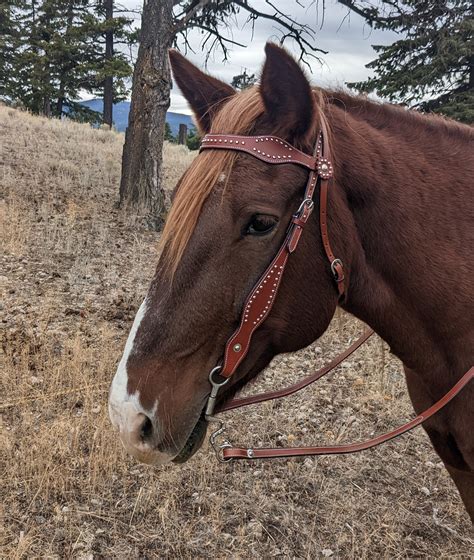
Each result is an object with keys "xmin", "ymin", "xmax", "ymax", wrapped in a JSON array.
[{"xmin": 246, "ymin": 214, "xmax": 278, "ymax": 236}]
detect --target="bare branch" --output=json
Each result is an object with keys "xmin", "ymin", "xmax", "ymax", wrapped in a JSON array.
[
  {"xmin": 232, "ymin": 0, "xmax": 328, "ymax": 59},
  {"xmin": 337, "ymin": 0, "xmax": 401, "ymax": 27},
  {"xmin": 172, "ymin": 0, "xmax": 328, "ymax": 66},
  {"xmin": 174, "ymin": 0, "xmax": 214, "ymax": 33},
  {"xmin": 195, "ymin": 24, "xmax": 247, "ymax": 49},
  {"xmin": 176, "ymin": 28, "xmax": 197, "ymax": 56}
]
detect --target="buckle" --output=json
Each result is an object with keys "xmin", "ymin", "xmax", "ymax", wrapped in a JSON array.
[
  {"xmin": 294, "ymin": 197, "xmax": 314, "ymax": 218},
  {"xmin": 330, "ymin": 258, "xmax": 345, "ymax": 282}
]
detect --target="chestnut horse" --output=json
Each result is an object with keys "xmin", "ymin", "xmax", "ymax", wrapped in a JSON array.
[{"xmin": 109, "ymin": 44, "xmax": 474, "ymax": 520}]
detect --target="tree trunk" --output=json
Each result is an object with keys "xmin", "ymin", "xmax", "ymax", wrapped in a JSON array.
[
  {"xmin": 57, "ymin": 1, "xmax": 74, "ymax": 119},
  {"xmin": 57, "ymin": 95, "xmax": 63, "ymax": 116},
  {"xmin": 42, "ymin": 96, "xmax": 51, "ymax": 117},
  {"xmin": 103, "ymin": 0, "xmax": 113, "ymax": 127},
  {"xmin": 178, "ymin": 123, "xmax": 187, "ymax": 145},
  {"xmin": 119, "ymin": 0, "xmax": 174, "ymax": 229}
]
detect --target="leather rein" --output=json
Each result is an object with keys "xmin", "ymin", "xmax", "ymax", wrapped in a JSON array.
[{"xmin": 199, "ymin": 127, "xmax": 474, "ymax": 462}]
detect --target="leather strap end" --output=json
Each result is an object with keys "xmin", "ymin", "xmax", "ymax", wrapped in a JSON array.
[{"xmin": 288, "ymin": 226, "xmax": 303, "ymax": 253}]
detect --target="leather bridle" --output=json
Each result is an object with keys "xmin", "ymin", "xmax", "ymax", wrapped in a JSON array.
[{"xmin": 199, "ymin": 126, "xmax": 473, "ymax": 462}]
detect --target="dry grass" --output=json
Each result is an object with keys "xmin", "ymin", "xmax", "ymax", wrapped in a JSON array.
[{"xmin": 1, "ymin": 105, "xmax": 473, "ymax": 559}]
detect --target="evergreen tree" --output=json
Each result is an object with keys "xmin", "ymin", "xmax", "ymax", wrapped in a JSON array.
[
  {"xmin": 231, "ymin": 69, "xmax": 257, "ymax": 90},
  {"xmin": 0, "ymin": 1, "xmax": 23, "ymax": 99},
  {"xmin": 340, "ymin": 0, "xmax": 473, "ymax": 123},
  {"xmin": 0, "ymin": 0, "xmax": 134, "ymax": 124},
  {"xmin": 83, "ymin": 0, "xmax": 134, "ymax": 126},
  {"xmin": 164, "ymin": 121, "xmax": 175, "ymax": 142},
  {"xmin": 186, "ymin": 126, "xmax": 200, "ymax": 150}
]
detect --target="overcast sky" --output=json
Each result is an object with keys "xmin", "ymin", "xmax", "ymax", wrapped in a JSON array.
[{"xmin": 122, "ymin": 1, "xmax": 398, "ymax": 114}]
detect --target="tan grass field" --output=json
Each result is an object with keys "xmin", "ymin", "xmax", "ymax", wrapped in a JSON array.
[{"xmin": 1, "ymin": 105, "xmax": 473, "ymax": 559}]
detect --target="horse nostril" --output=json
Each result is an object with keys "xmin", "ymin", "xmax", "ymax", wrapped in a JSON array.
[{"xmin": 139, "ymin": 414, "xmax": 154, "ymax": 442}]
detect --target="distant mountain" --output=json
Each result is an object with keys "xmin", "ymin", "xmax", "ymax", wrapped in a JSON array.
[{"xmin": 79, "ymin": 99, "xmax": 194, "ymax": 135}]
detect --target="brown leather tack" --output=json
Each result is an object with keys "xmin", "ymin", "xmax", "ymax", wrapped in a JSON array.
[
  {"xmin": 201, "ymin": 134, "xmax": 317, "ymax": 170},
  {"xmin": 222, "ymin": 366, "xmax": 473, "ymax": 460},
  {"xmin": 201, "ymin": 127, "xmax": 472, "ymax": 463},
  {"xmin": 201, "ymin": 128, "xmax": 345, "ymax": 380},
  {"xmin": 217, "ymin": 329, "xmax": 374, "ymax": 413}
]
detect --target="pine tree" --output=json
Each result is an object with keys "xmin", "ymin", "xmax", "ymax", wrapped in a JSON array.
[
  {"xmin": 0, "ymin": 1, "xmax": 24, "ymax": 99},
  {"xmin": 340, "ymin": 0, "xmax": 473, "ymax": 123},
  {"xmin": 0, "ymin": 0, "xmax": 134, "ymax": 125},
  {"xmin": 84, "ymin": 0, "xmax": 134, "ymax": 126},
  {"xmin": 164, "ymin": 121, "xmax": 175, "ymax": 142},
  {"xmin": 231, "ymin": 69, "xmax": 257, "ymax": 90},
  {"xmin": 186, "ymin": 126, "xmax": 200, "ymax": 151}
]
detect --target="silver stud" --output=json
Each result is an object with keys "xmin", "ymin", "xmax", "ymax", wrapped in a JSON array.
[{"xmin": 233, "ymin": 343, "xmax": 242, "ymax": 353}]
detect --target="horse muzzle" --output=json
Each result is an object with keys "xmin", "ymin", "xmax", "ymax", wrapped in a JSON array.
[{"xmin": 108, "ymin": 400, "xmax": 176, "ymax": 465}]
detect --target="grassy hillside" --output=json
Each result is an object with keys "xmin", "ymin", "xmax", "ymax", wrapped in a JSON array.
[{"xmin": 1, "ymin": 105, "xmax": 472, "ymax": 558}]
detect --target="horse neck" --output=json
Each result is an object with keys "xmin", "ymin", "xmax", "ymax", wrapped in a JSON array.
[{"xmin": 327, "ymin": 102, "xmax": 473, "ymax": 381}]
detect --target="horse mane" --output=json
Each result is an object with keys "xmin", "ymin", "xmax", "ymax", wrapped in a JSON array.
[
  {"xmin": 159, "ymin": 85, "xmax": 471, "ymax": 278},
  {"xmin": 326, "ymin": 90, "xmax": 473, "ymax": 140},
  {"xmin": 159, "ymin": 86, "xmax": 265, "ymax": 278}
]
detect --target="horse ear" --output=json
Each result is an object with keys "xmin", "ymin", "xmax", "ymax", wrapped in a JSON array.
[
  {"xmin": 260, "ymin": 43, "xmax": 315, "ymax": 143},
  {"xmin": 169, "ymin": 50, "xmax": 235, "ymax": 134}
]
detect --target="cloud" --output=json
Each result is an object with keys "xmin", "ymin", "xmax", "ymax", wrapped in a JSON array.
[{"xmin": 120, "ymin": 0, "xmax": 398, "ymax": 114}]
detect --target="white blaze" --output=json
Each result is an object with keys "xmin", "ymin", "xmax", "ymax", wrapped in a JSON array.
[
  {"xmin": 108, "ymin": 298, "xmax": 174, "ymax": 465},
  {"xmin": 109, "ymin": 298, "xmax": 148, "ymax": 427}
]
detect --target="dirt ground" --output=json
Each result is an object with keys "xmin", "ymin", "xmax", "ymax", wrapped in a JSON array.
[{"xmin": 1, "ymin": 105, "xmax": 473, "ymax": 559}]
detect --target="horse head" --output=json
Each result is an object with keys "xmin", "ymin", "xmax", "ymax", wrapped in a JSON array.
[{"xmin": 108, "ymin": 44, "xmax": 348, "ymax": 464}]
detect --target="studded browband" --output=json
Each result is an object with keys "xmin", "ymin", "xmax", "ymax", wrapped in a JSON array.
[{"xmin": 200, "ymin": 124, "xmax": 344, "ymax": 381}]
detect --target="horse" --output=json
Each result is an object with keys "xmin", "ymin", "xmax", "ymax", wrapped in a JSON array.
[{"xmin": 108, "ymin": 43, "xmax": 474, "ymax": 521}]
